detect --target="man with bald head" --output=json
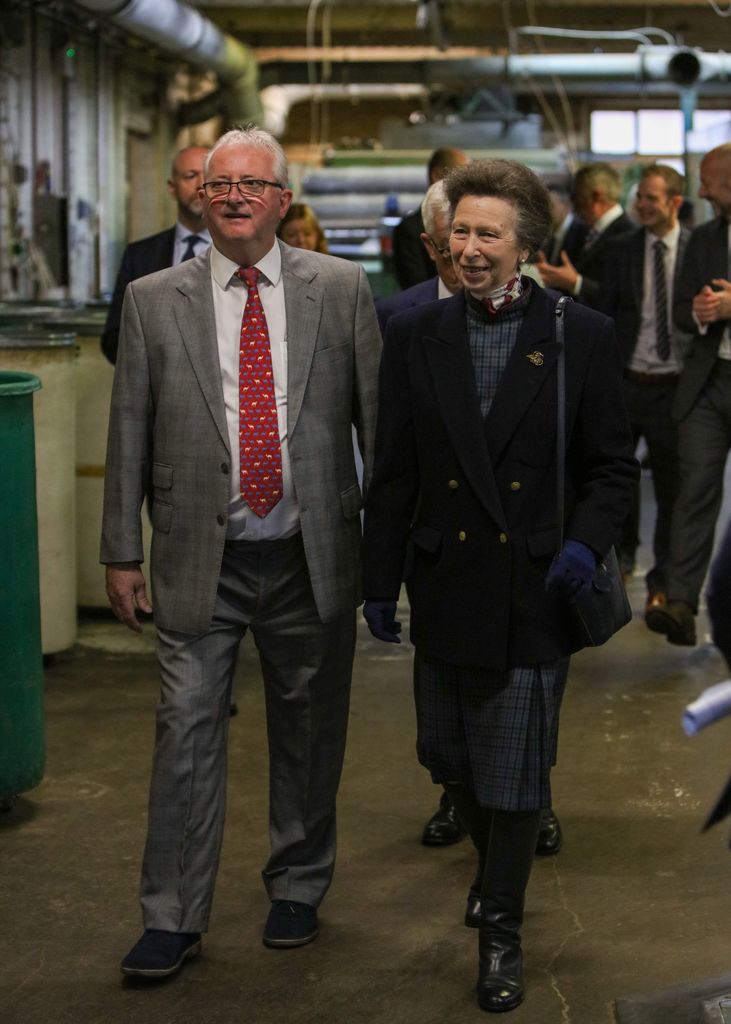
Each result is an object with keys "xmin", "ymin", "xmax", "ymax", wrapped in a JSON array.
[
  {"xmin": 101, "ymin": 144, "xmax": 210, "ymax": 363},
  {"xmin": 392, "ymin": 145, "xmax": 468, "ymax": 290},
  {"xmin": 646, "ymin": 144, "xmax": 731, "ymax": 646}
]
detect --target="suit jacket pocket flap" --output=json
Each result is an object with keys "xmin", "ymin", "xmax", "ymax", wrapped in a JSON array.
[
  {"xmin": 410, "ymin": 525, "xmax": 443, "ymax": 554},
  {"xmin": 527, "ymin": 526, "xmax": 560, "ymax": 559},
  {"xmin": 151, "ymin": 501, "xmax": 172, "ymax": 534},
  {"xmin": 152, "ymin": 462, "xmax": 174, "ymax": 490},
  {"xmin": 340, "ymin": 483, "xmax": 363, "ymax": 518}
]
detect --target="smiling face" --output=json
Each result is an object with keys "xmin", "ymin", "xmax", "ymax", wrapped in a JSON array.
[
  {"xmin": 635, "ymin": 173, "xmax": 681, "ymax": 237},
  {"xmin": 450, "ymin": 194, "xmax": 528, "ymax": 298},
  {"xmin": 200, "ymin": 144, "xmax": 292, "ymax": 265}
]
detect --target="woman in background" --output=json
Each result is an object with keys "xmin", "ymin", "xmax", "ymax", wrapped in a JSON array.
[{"xmin": 277, "ymin": 202, "xmax": 329, "ymax": 253}]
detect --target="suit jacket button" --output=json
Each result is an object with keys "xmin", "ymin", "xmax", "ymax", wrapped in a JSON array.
[
  {"xmin": 510, "ymin": 481, "xmax": 521, "ymax": 491},
  {"xmin": 499, "ymin": 532, "xmax": 508, "ymax": 544},
  {"xmin": 221, "ymin": 463, "xmax": 229, "ymax": 475},
  {"xmin": 448, "ymin": 479, "xmax": 459, "ymax": 490},
  {"xmin": 217, "ymin": 514, "xmax": 225, "ymax": 526},
  {"xmin": 458, "ymin": 530, "xmax": 467, "ymax": 541}
]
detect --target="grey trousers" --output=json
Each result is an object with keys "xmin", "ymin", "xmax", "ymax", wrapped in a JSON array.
[
  {"xmin": 140, "ymin": 533, "xmax": 356, "ymax": 933},
  {"xmin": 667, "ymin": 361, "xmax": 731, "ymax": 610}
]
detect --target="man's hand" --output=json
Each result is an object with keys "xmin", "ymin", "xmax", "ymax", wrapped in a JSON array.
[
  {"xmin": 534, "ymin": 250, "xmax": 579, "ymax": 293},
  {"xmin": 106, "ymin": 562, "xmax": 152, "ymax": 633},
  {"xmin": 693, "ymin": 280, "xmax": 731, "ymax": 324},
  {"xmin": 363, "ymin": 600, "xmax": 402, "ymax": 643}
]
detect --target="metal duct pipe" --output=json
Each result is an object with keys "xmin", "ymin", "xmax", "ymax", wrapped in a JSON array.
[
  {"xmin": 260, "ymin": 83, "xmax": 428, "ymax": 137},
  {"xmin": 74, "ymin": 0, "xmax": 263, "ymax": 125}
]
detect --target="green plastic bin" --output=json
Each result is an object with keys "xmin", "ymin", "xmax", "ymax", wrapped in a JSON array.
[{"xmin": 0, "ymin": 371, "xmax": 44, "ymax": 805}]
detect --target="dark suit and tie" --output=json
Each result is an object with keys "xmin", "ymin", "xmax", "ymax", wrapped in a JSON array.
[
  {"xmin": 601, "ymin": 221, "xmax": 692, "ymax": 599},
  {"xmin": 101, "ymin": 145, "xmax": 210, "ymax": 364},
  {"xmin": 644, "ymin": 144, "xmax": 731, "ymax": 647}
]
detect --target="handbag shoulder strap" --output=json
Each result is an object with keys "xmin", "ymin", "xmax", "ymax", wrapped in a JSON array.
[{"xmin": 555, "ymin": 295, "xmax": 572, "ymax": 551}]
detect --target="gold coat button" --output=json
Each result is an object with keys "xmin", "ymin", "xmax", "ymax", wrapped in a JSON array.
[
  {"xmin": 499, "ymin": 532, "xmax": 508, "ymax": 544},
  {"xmin": 448, "ymin": 479, "xmax": 459, "ymax": 489},
  {"xmin": 510, "ymin": 481, "xmax": 521, "ymax": 491},
  {"xmin": 458, "ymin": 530, "xmax": 467, "ymax": 541}
]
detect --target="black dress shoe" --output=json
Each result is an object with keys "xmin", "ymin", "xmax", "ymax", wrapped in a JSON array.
[
  {"xmin": 476, "ymin": 937, "xmax": 524, "ymax": 1013},
  {"xmin": 263, "ymin": 900, "xmax": 319, "ymax": 948},
  {"xmin": 535, "ymin": 808, "xmax": 562, "ymax": 856},
  {"xmin": 465, "ymin": 889, "xmax": 481, "ymax": 928},
  {"xmin": 421, "ymin": 792, "xmax": 467, "ymax": 846},
  {"xmin": 645, "ymin": 599, "xmax": 696, "ymax": 646},
  {"xmin": 120, "ymin": 929, "xmax": 201, "ymax": 978}
]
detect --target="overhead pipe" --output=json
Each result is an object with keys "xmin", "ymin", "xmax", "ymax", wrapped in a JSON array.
[{"xmin": 72, "ymin": 0, "xmax": 264, "ymax": 126}]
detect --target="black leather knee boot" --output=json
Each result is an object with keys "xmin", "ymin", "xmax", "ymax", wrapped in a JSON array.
[
  {"xmin": 442, "ymin": 783, "xmax": 492, "ymax": 928},
  {"xmin": 476, "ymin": 808, "xmax": 541, "ymax": 1014}
]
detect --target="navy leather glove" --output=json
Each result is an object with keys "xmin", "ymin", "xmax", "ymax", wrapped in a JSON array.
[
  {"xmin": 545, "ymin": 540, "xmax": 597, "ymax": 604},
  {"xmin": 363, "ymin": 600, "xmax": 402, "ymax": 643}
]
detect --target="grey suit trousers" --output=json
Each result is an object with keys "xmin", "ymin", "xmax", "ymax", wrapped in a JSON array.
[{"xmin": 140, "ymin": 532, "xmax": 356, "ymax": 933}]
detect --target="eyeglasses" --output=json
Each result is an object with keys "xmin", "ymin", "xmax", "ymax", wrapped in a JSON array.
[
  {"xmin": 202, "ymin": 178, "xmax": 284, "ymax": 199},
  {"xmin": 426, "ymin": 234, "xmax": 452, "ymax": 260}
]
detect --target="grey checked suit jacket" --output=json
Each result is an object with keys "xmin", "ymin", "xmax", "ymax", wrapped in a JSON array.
[{"xmin": 100, "ymin": 242, "xmax": 382, "ymax": 634}]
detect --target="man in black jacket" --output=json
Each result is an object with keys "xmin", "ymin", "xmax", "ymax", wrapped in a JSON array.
[
  {"xmin": 600, "ymin": 164, "xmax": 692, "ymax": 610},
  {"xmin": 646, "ymin": 143, "xmax": 731, "ymax": 646},
  {"xmin": 101, "ymin": 145, "xmax": 210, "ymax": 363},
  {"xmin": 392, "ymin": 146, "xmax": 467, "ymax": 291},
  {"xmin": 536, "ymin": 162, "xmax": 633, "ymax": 308}
]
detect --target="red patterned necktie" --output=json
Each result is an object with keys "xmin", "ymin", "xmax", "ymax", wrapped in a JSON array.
[{"xmin": 235, "ymin": 266, "xmax": 282, "ymax": 517}]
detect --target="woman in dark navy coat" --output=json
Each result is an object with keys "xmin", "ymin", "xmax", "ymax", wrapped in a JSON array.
[{"xmin": 363, "ymin": 159, "xmax": 638, "ymax": 1014}]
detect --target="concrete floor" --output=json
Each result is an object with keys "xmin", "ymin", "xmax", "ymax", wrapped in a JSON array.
[{"xmin": 3, "ymin": 476, "xmax": 731, "ymax": 1024}]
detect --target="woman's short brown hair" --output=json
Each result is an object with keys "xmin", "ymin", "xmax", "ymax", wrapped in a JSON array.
[{"xmin": 444, "ymin": 159, "xmax": 552, "ymax": 256}]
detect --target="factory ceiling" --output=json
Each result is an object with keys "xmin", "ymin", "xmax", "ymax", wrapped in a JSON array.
[{"xmin": 191, "ymin": 1, "xmax": 730, "ymax": 58}]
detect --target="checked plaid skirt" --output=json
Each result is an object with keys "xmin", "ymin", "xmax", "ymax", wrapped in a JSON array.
[{"xmin": 414, "ymin": 654, "xmax": 569, "ymax": 812}]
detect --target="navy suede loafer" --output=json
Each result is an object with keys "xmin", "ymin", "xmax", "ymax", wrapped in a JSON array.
[
  {"xmin": 262, "ymin": 900, "xmax": 319, "ymax": 948},
  {"xmin": 120, "ymin": 929, "xmax": 202, "ymax": 978}
]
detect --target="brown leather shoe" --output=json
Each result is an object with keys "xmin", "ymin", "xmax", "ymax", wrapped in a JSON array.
[
  {"xmin": 645, "ymin": 591, "xmax": 667, "ymax": 615},
  {"xmin": 645, "ymin": 599, "xmax": 696, "ymax": 646}
]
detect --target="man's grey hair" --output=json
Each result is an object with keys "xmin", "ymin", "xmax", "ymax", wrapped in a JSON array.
[
  {"xmin": 421, "ymin": 180, "xmax": 451, "ymax": 237},
  {"xmin": 572, "ymin": 162, "xmax": 622, "ymax": 204},
  {"xmin": 205, "ymin": 125, "xmax": 289, "ymax": 186}
]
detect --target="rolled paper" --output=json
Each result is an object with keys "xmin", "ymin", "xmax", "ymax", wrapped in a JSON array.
[{"xmin": 683, "ymin": 679, "xmax": 731, "ymax": 736}]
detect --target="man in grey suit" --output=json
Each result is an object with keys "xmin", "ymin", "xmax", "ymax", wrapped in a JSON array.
[
  {"xmin": 101, "ymin": 126, "xmax": 382, "ymax": 977},
  {"xmin": 601, "ymin": 164, "xmax": 692, "ymax": 611},
  {"xmin": 646, "ymin": 143, "xmax": 731, "ymax": 646}
]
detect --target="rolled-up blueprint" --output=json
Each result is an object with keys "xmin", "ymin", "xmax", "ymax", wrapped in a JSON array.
[{"xmin": 683, "ymin": 679, "xmax": 731, "ymax": 736}]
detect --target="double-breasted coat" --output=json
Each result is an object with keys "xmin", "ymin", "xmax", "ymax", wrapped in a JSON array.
[{"xmin": 363, "ymin": 283, "xmax": 638, "ymax": 672}]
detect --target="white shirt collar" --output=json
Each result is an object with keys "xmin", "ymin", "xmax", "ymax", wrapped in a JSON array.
[
  {"xmin": 175, "ymin": 222, "xmax": 210, "ymax": 244},
  {"xmin": 209, "ymin": 239, "xmax": 282, "ymax": 290}
]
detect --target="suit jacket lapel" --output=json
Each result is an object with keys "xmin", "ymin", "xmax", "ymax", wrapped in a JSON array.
[
  {"xmin": 485, "ymin": 286, "xmax": 559, "ymax": 465},
  {"xmin": 280, "ymin": 243, "xmax": 323, "ymax": 439},
  {"xmin": 631, "ymin": 230, "xmax": 645, "ymax": 311},
  {"xmin": 172, "ymin": 251, "xmax": 230, "ymax": 452},
  {"xmin": 424, "ymin": 294, "xmax": 508, "ymax": 531}
]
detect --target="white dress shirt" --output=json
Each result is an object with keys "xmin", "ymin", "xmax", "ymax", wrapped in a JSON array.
[
  {"xmin": 209, "ymin": 240, "xmax": 300, "ymax": 541},
  {"xmin": 173, "ymin": 222, "xmax": 211, "ymax": 265},
  {"xmin": 629, "ymin": 223, "xmax": 681, "ymax": 375}
]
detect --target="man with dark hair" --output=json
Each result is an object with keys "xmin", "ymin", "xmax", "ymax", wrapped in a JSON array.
[
  {"xmin": 101, "ymin": 145, "xmax": 210, "ymax": 364},
  {"xmin": 601, "ymin": 164, "xmax": 692, "ymax": 609},
  {"xmin": 537, "ymin": 161, "xmax": 634, "ymax": 307},
  {"xmin": 392, "ymin": 146, "xmax": 468, "ymax": 290}
]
